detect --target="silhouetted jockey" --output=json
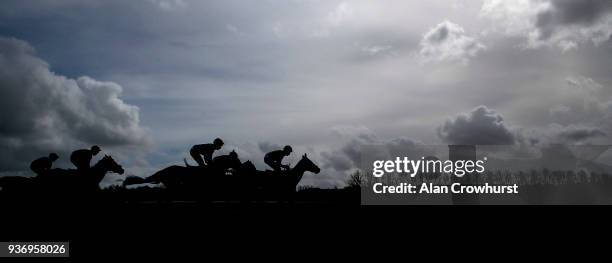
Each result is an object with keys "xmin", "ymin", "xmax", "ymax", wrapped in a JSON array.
[
  {"xmin": 264, "ymin": 145, "xmax": 292, "ymax": 172},
  {"xmin": 190, "ymin": 138, "xmax": 224, "ymax": 167},
  {"xmin": 30, "ymin": 153, "xmax": 59, "ymax": 176},
  {"xmin": 212, "ymin": 150, "xmax": 240, "ymax": 170},
  {"xmin": 70, "ymin": 145, "xmax": 101, "ymax": 171}
]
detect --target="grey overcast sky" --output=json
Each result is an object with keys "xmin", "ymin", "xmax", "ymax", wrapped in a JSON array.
[{"xmin": 1, "ymin": 0, "xmax": 611, "ymax": 187}]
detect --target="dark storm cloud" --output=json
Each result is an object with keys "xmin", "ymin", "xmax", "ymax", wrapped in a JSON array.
[
  {"xmin": 321, "ymin": 126, "xmax": 376, "ymax": 172},
  {"xmin": 437, "ymin": 106, "xmax": 516, "ymax": 145},
  {"xmin": 537, "ymin": 0, "xmax": 612, "ymax": 27},
  {"xmin": 323, "ymin": 125, "xmax": 377, "ymax": 171},
  {"xmin": 436, "ymin": 104, "xmax": 609, "ymax": 146},
  {"xmin": 535, "ymin": 0, "xmax": 612, "ymax": 40},
  {"xmin": 321, "ymin": 126, "xmax": 432, "ymax": 173},
  {"xmin": 0, "ymin": 37, "xmax": 150, "ymax": 171},
  {"xmin": 482, "ymin": 0, "xmax": 612, "ymax": 50}
]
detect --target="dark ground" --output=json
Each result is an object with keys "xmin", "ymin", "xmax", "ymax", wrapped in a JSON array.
[
  {"xmin": 1, "ymin": 183, "xmax": 610, "ymax": 260},
  {"xmin": 0, "ymin": 196, "xmax": 609, "ymax": 260}
]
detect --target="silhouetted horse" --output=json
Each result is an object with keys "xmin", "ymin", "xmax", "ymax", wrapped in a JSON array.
[
  {"xmin": 125, "ymin": 158, "xmax": 242, "ymax": 190},
  {"xmin": 47, "ymin": 155, "xmax": 124, "ymax": 192},
  {"xmin": 0, "ymin": 155, "xmax": 124, "ymax": 196},
  {"xmin": 252, "ymin": 154, "xmax": 321, "ymax": 192},
  {"xmin": 124, "ymin": 154, "xmax": 320, "ymax": 201},
  {"xmin": 124, "ymin": 151, "xmax": 242, "ymax": 188}
]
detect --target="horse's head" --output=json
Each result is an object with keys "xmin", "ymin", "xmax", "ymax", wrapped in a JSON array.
[
  {"xmin": 99, "ymin": 155, "xmax": 124, "ymax": 175},
  {"xmin": 299, "ymin": 154, "xmax": 320, "ymax": 174}
]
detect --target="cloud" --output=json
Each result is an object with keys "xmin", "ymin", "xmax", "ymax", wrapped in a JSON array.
[
  {"xmin": 435, "ymin": 91, "xmax": 611, "ymax": 146},
  {"xmin": 544, "ymin": 76, "xmax": 612, "ymax": 144},
  {"xmin": 328, "ymin": 2, "xmax": 354, "ymax": 26},
  {"xmin": 320, "ymin": 151, "xmax": 353, "ymax": 172},
  {"xmin": 419, "ymin": 20, "xmax": 486, "ymax": 64},
  {"xmin": 549, "ymin": 124, "xmax": 606, "ymax": 142},
  {"xmin": 549, "ymin": 76, "xmax": 611, "ymax": 124},
  {"xmin": 436, "ymin": 94, "xmax": 611, "ymax": 146},
  {"xmin": 3, "ymin": 1, "xmax": 612, "ymax": 187},
  {"xmin": 257, "ymin": 141, "xmax": 282, "ymax": 154},
  {"xmin": 480, "ymin": 0, "xmax": 546, "ymax": 35},
  {"xmin": 438, "ymin": 106, "xmax": 517, "ymax": 145},
  {"xmin": 320, "ymin": 125, "xmax": 377, "ymax": 172},
  {"xmin": 317, "ymin": 123, "xmax": 449, "ymax": 188},
  {"xmin": 481, "ymin": 0, "xmax": 612, "ymax": 50},
  {"xmin": 330, "ymin": 125, "xmax": 377, "ymax": 144},
  {"xmin": 0, "ymin": 37, "xmax": 150, "ymax": 172},
  {"xmin": 149, "ymin": 0, "xmax": 186, "ymax": 11},
  {"xmin": 535, "ymin": 0, "xmax": 612, "ymax": 36},
  {"xmin": 360, "ymin": 45, "xmax": 393, "ymax": 56},
  {"xmin": 322, "ymin": 125, "xmax": 432, "ymax": 173},
  {"xmin": 532, "ymin": 123, "xmax": 608, "ymax": 145}
]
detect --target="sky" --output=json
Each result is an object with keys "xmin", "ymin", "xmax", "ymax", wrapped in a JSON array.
[{"xmin": 1, "ymin": 0, "xmax": 611, "ymax": 187}]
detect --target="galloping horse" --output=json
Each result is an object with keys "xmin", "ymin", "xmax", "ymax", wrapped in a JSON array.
[
  {"xmin": 250, "ymin": 154, "xmax": 321, "ymax": 192},
  {"xmin": 0, "ymin": 155, "xmax": 124, "ymax": 195},
  {"xmin": 123, "ymin": 153, "xmax": 321, "ymax": 200}
]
